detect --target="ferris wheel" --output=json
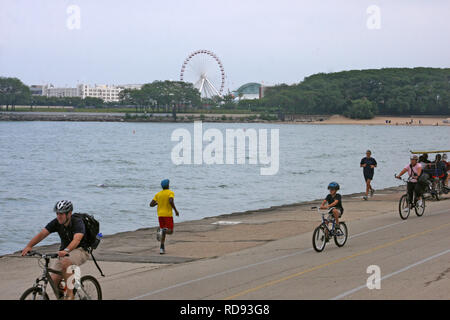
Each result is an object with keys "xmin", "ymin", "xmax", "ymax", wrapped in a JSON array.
[{"xmin": 180, "ymin": 50, "xmax": 225, "ymax": 99}]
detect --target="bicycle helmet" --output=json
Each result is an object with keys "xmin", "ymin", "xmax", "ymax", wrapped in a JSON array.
[
  {"xmin": 327, "ymin": 182, "xmax": 340, "ymax": 191},
  {"xmin": 53, "ymin": 200, "xmax": 73, "ymax": 214}
]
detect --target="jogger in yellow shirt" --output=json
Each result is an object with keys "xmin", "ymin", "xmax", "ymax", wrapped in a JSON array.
[{"xmin": 150, "ymin": 179, "xmax": 180, "ymax": 254}]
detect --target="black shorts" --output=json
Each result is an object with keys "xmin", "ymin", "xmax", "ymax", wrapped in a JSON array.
[{"xmin": 364, "ymin": 173, "xmax": 374, "ymax": 181}]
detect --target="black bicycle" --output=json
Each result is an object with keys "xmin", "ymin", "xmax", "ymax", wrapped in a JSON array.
[
  {"xmin": 311, "ymin": 207, "xmax": 348, "ymax": 252},
  {"xmin": 20, "ymin": 251, "xmax": 102, "ymax": 300},
  {"xmin": 396, "ymin": 176, "xmax": 425, "ymax": 220}
]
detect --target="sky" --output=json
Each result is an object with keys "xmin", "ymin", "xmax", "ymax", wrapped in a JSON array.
[{"xmin": 0, "ymin": 0, "xmax": 449, "ymax": 91}]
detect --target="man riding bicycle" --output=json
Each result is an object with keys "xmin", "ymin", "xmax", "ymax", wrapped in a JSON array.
[
  {"xmin": 395, "ymin": 155, "xmax": 423, "ymax": 207},
  {"xmin": 21, "ymin": 200, "xmax": 89, "ymax": 300}
]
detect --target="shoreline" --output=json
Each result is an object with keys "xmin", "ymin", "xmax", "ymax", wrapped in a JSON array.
[
  {"xmin": 1, "ymin": 183, "xmax": 412, "ymax": 259},
  {"xmin": 0, "ymin": 111, "xmax": 449, "ymax": 126}
]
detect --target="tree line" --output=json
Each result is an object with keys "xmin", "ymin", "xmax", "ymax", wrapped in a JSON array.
[
  {"xmin": 236, "ymin": 67, "xmax": 450, "ymax": 118},
  {"xmin": 2, "ymin": 68, "xmax": 449, "ymax": 118},
  {"xmin": 119, "ymin": 81, "xmax": 201, "ymax": 112},
  {"xmin": 0, "ymin": 77, "xmax": 202, "ymax": 112}
]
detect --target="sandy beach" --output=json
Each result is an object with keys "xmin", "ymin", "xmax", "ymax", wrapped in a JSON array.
[
  {"xmin": 304, "ymin": 115, "xmax": 450, "ymax": 126},
  {"xmin": 1, "ymin": 185, "xmax": 449, "ymax": 300},
  {"xmin": 1, "ymin": 110, "xmax": 449, "ymax": 125}
]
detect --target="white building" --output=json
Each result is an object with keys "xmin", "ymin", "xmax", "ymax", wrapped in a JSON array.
[
  {"xmin": 78, "ymin": 84, "xmax": 143, "ymax": 102},
  {"xmin": 45, "ymin": 86, "xmax": 80, "ymax": 98},
  {"xmin": 35, "ymin": 84, "xmax": 80, "ymax": 98},
  {"xmin": 30, "ymin": 83, "xmax": 143, "ymax": 102}
]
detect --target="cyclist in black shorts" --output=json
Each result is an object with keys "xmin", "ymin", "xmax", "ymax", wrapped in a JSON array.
[
  {"xmin": 360, "ymin": 150, "xmax": 377, "ymax": 200},
  {"xmin": 320, "ymin": 182, "xmax": 344, "ymax": 231}
]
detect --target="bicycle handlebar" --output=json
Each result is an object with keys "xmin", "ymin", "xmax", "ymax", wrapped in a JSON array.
[
  {"xmin": 311, "ymin": 206, "xmax": 334, "ymax": 214},
  {"xmin": 26, "ymin": 250, "xmax": 69, "ymax": 258},
  {"xmin": 394, "ymin": 174, "xmax": 409, "ymax": 183}
]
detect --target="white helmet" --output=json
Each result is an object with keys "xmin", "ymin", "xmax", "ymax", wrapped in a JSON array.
[{"xmin": 53, "ymin": 200, "xmax": 73, "ymax": 214}]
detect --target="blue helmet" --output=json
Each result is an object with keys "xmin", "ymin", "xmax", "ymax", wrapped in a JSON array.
[
  {"xmin": 161, "ymin": 179, "xmax": 170, "ymax": 189},
  {"xmin": 328, "ymin": 182, "xmax": 340, "ymax": 191}
]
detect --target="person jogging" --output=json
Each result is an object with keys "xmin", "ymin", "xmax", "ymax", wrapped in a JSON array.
[
  {"xmin": 150, "ymin": 179, "xmax": 180, "ymax": 254},
  {"xmin": 360, "ymin": 150, "xmax": 377, "ymax": 200}
]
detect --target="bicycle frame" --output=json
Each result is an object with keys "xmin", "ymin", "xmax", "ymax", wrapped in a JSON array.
[
  {"xmin": 32, "ymin": 256, "xmax": 64, "ymax": 299},
  {"xmin": 318, "ymin": 208, "xmax": 337, "ymax": 234},
  {"xmin": 24, "ymin": 250, "xmax": 96, "ymax": 300}
]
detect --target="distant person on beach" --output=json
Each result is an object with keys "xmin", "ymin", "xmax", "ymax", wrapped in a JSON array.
[
  {"xmin": 320, "ymin": 182, "xmax": 344, "ymax": 232},
  {"xmin": 150, "ymin": 179, "xmax": 180, "ymax": 254},
  {"xmin": 360, "ymin": 150, "xmax": 377, "ymax": 200}
]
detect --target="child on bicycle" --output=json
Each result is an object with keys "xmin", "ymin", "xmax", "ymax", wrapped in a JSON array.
[{"xmin": 320, "ymin": 182, "xmax": 344, "ymax": 232}]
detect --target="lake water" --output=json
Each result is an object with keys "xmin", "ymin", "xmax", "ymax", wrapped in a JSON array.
[{"xmin": 0, "ymin": 121, "xmax": 448, "ymax": 255}]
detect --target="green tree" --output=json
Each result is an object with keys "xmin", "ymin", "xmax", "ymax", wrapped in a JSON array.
[
  {"xmin": 0, "ymin": 77, "xmax": 31, "ymax": 110},
  {"xmin": 345, "ymin": 98, "xmax": 377, "ymax": 119}
]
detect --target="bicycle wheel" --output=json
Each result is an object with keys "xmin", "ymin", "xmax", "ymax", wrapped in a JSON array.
[
  {"xmin": 334, "ymin": 222, "xmax": 348, "ymax": 247},
  {"xmin": 312, "ymin": 226, "xmax": 327, "ymax": 252},
  {"xmin": 415, "ymin": 198, "xmax": 425, "ymax": 217},
  {"xmin": 398, "ymin": 194, "xmax": 410, "ymax": 220},
  {"xmin": 433, "ymin": 189, "xmax": 440, "ymax": 201},
  {"xmin": 20, "ymin": 287, "xmax": 49, "ymax": 300},
  {"xmin": 74, "ymin": 275, "xmax": 102, "ymax": 300},
  {"xmin": 433, "ymin": 180, "xmax": 440, "ymax": 201}
]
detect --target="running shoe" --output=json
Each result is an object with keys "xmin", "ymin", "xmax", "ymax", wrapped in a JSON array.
[
  {"xmin": 156, "ymin": 228, "xmax": 161, "ymax": 242},
  {"xmin": 370, "ymin": 189, "xmax": 375, "ymax": 197},
  {"xmin": 363, "ymin": 196, "xmax": 368, "ymax": 201}
]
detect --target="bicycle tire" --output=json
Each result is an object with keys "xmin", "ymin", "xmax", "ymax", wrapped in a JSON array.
[
  {"xmin": 415, "ymin": 198, "xmax": 425, "ymax": 217},
  {"xmin": 398, "ymin": 194, "xmax": 410, "ymax": 220},
  {"xmin": 74, "ymin": 275, "xmax": 102, "ymax": 300},
  {"xmin": 20, "ymin": 287, "xmax": 49, "ymax": 300},
  {"xmin": 334, "ymin": 222, "xmax": 348, "ymax": 247},
  {"xmin": 312, "ymin": 226, "xmax": 327, "ymax": 252}
]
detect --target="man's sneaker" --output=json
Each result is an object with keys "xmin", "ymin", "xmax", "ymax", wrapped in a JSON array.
[
  {"xmin": 370, "ymin": 189, "xmax": 375, "ymax": 197},
  {"xmin": 160, "ymin": 248, "xmax": 165, "ymax": 254},
  {"xmin": 363, "ymin": 196, "xmax": 368, "ymax": 201},
  {"xmin": 417, "ymin": 199, "xmax": 423, "ymax": 207},
  {"xmin": 156, "ymin": 228, "xmax": 161, "ymax": 242}
]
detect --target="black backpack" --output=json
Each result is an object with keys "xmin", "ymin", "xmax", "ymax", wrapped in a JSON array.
[{"xmin": 73, "ymin": 213, "xmax": 105, "ymax": 277}]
